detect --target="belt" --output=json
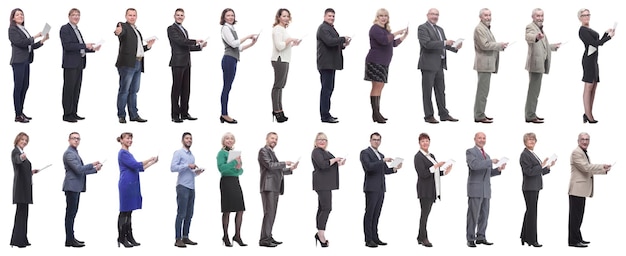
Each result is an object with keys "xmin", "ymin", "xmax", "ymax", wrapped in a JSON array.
[{"xmin": 136, "ymin": 57, "xmax": 143, "ymax": 61}]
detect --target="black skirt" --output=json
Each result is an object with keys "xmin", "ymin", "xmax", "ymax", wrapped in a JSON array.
[
  {"xmin": 220, "ymin": 176, "xmax": 245, "ymax": 212},
  {"xmin": 364, "ymin": 62, "xmax": 389, "ymax": 83}
]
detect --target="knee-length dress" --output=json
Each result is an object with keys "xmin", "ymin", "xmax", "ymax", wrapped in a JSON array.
[
  {"xmin": 579, "ymin": 26, "xmax": 611, "ymax": 83},
  {"xmin": 118, "ymin": 149, "xmax": 144, "ymax": 212}
]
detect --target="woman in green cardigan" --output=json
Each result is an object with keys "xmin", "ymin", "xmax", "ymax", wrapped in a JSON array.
[{"xmin": 216, "ymin": 132, "xmax": 246, "ymax": 247}]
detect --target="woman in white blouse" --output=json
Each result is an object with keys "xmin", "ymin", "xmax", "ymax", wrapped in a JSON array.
[
  {"xmin": 271, "ymin": 8, "xmax": 300, "ymax": 123},
  {"xmin": 219, "ymin": 8, "xmax": 257, "ymax": 124}
]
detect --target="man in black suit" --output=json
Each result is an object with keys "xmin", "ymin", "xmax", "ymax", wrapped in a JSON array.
[
  {"xmin": 167, "ymin": 8, "xmax": 206, "ymax": 123},
  {"xmin": 359, "ymin": 132, "xmax": 400, "ymax": 248},
  {"xmin": 114, "ymin": 8, "xmax": 155, "ymax": 123},
  {"xmin": 60, "ymin": 8, "xmax": 100, "ymax": 123},
  {"xmin": 258, "ymin": 132, "xmax": 298, "ymax": 247},
  {"xmin": 417, "ymin": 8, "xmax": 461, "ymax": 124}
]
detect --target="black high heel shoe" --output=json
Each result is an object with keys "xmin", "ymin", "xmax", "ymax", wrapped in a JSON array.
[
  {"xmin": 583, "ymin": 114, "xmax": 598, "ymax": 123},
  {"xmin": 222, "ymin": 236, "xmax": 233, "ymax": 247},
  {"xmin": 232, "ymin": 236, "xmax": 248, "ymax": 246},
  {"xmin": 272, "ymin": 111, "xmax": 288, "ymax": 123},
  {"xmin": 314, "ymin": 233, "xmax": 328, "ymax": 247},
  {"xmin": 220, "ymin": 116, "xmax": 238, "ymax": 124}
]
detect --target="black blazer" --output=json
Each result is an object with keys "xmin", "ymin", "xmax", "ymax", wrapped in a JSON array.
[
  {"xmin": 312, "ymin": 147, "xmax": 339, "ymax": 191},
  {"xmin": 8, "ymin": 25, "xmax": 43, "ymax": 64},
  {"xmin": 414, "ymin": 151, "xmax": 444, "ymax": 199},
  {"xmin": 417, "ymin": 21, "xmax": 457, "ymax": 71},
  {"xmin": 316, "ymin": 21, "xmax": 345, "ymax": 70},
  {"xmin": 11, "ymin": 147, "xmax": 32, "ymax": 204},
  {"xmin": 115, "ymin": 22, "xmax": 149, "ymax": 71},
  {"xmin": 60, "ymin": 23, "xmax": 94, "ymax": 69},
  {"xmin": 360, "ymin": 147, "xmax": 395, "ymax": 192},
  {"xmin": 167, "ymin": 23, "xmax": 201, "ymax": 67},
  {"xmin": 519, "ymin": 148, "xmax": 550, "ymax": 191}
]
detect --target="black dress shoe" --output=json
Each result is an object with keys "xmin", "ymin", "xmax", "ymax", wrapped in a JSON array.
[
  {"xmin": 476, "ymin": 239, "xmax": 493, "ymax": 245},
  {"xmin": 424, "ymin": 117, "xmax": 439, "ymax": 124},
  {"xmin": 65, "ymin": 239, "xmax": 85, "ymax": 247},
  {"xmin": 182, "ymin": 238, "xmax": 197, "ymax": 245},
  {"xmin": 259, "ymin": 241, "xmax": 277, "ymax": 247},
  {"xmin": 63, "ymin": 117, "xmax": 78, "ymax": 123},
  {"xmin": 569, "ymin": 242, "xmax": 587, "ymax": 248},
  {"xmin": 182, "ymin": 115, "xmax": 197, "ymax": 121},
  {"xmin": 270, "ymin": 238, "xmax": 282, "ymax": 245},
  {"xmin": 418, "ymin": 239, "xmax": 433, "ymax": 247},
  {"xmin": 130, "ymin": 116, "xmax": 148, "ymax": 122},
  {"xmin": 22, "ymin": 114, "xmax": 32, "ymax": 120},
  {"xmin": 365, "ymin": 241, "xmax": 378, "ymax": 248},
  {"xmin": 441, "ymin": 116, "xmax": 459, "ymax": 122},
  {"xmin": 529, "ymin": 242, "xmax": 543, "ymax": 247},
  {"xmin": 74, "ymin": 115, "xmax": 85, "ymax": 120},
  {"xmin": 467, "ymin": 241, "xmax": 476, "ymax": 247},
  {"xmin": 525, "ymin": 118, "xmax": 544, "ymax": 123},
  {"xmin": 74, "ymin": 238, "xmax": 84, "ymax": 244},
  {"xmin": 15, "ymin": 115, "xmax": 29, "ymax": 123},
  {"xmin": 172, "ymin": 117, "xmax": 183, "ymax": 123},
  {"xmin": 374, "ymin": 239, "xmax": 387, "ymax": 246},
  {"xmin": 535, "ymin": 116, "xmax": 544, "ymax": 120},
  {"xmin": 485, "ymin": 116, "xmax": 493, "ymax": 120},
  {"xmin": 119, "ymin": 117, "xmax": 126, "ymax": 123},
  {"xmin": 581, "ymin": 240, "xmax": 590, "ymax": 244},
  {"xmin": 474, "ymin": 118, "xmax": 493, "ymax": 123},
  {"xmin": 220, "ymin": 116, "xmax": 238, "ymax": 124},
  {"xmin": 321, "ymin": 118, "xmax": 339, "ymax": 123}
]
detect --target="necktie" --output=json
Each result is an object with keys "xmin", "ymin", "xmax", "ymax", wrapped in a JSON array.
[
  {"xmin": 481, "ymin": 148, "xmax": 486, "ymax": 159},
  {"xmin": 432, "ymin": 24, "xmax": 445, "ymax": 59},
  {"xmin": 178, "ymin": 24, "xmax": 188, "ymax": 38}
]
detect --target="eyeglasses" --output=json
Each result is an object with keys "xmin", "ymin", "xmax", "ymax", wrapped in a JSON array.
[
  {"xmin": 316, "ymin": 139, "xmax": 327, "ymax": 142},
  {"xmin": 580, "ymin": 14, "xmax": 590, "ymax": 17},
  {"xmin": 371, "ymin": 139, "xmax": 381, "ymax": 142},
  {"xmin": 70, "ymin": 137, "xmax": 81, "ymax": 141}
]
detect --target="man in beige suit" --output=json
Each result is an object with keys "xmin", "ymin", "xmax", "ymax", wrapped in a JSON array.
[
  {"xmin": 525, "ymin": 8, "xmax": 560, "ymax": 123},
  {"xmin": 568, "ymin": 132, "xmax": 611, "ymax": 248},
  {"xmin": 473, "ymin": 8, "xmax": 507, "ymax": 123}
]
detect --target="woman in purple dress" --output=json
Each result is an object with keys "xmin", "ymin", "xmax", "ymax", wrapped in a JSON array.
[
  {"xmin": 116, "ymin": 132, "xmax": 158, "ymax": 248},
  {"xmin": 364, "ymin": 8, "xmax": 408, "ymax": 123}
]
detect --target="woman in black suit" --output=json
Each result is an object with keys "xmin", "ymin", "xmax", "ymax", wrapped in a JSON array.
[
  {"xmin": 10, "ymin": 132, "xmax": 40, "ymax": 248},
  {"xmin": 519, "ymin": 132, "xmax": 554, "ymax": 247},
  {"xmin": 578, "ymin": 8, "xmax": 613, "ymax": 123},
  {"xmin": 311, "ymin": 132, "xmax": 344, "ymax": 247},
  {"xmin": 8, "ymin": 8, "xmax": 49, "ymax": 123},
  {"xmin": 413, "ymin": 133, "xmax": 451, "ymax": 247}
]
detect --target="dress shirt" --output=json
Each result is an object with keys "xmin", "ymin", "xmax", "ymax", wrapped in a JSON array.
[{"xmin": 171, "ymin": 148, "xmax": 196, "ymax": 189}]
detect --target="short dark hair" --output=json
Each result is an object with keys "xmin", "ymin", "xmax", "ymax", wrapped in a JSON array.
[
  {"xmin": 182, "ymin": 132, "xmax": 192, "ymax": 140},
  {"xmin": 10, "ymin": 8, "xmax": 24, "ymax": 26},
  {"xmin": 370, "ymin": 132, "xmax": 381, "ymax": 139},
  {"xmin": 175, "ymin": 8, "xmax": 184, "ymax": 14},
  {"xmin": 220, "ymin": 8, "xmax": 237, "ymax": 25},
  {"xmin": 418, "ymin": 133, "xmax": 430, "ymax": 141},
  {"xmin": 68, "ymin": 132, "xmax": 79, "ymax": 139},
  {"xmin": 68, "ymin": 8, "xmax": 80, "ymax": 17},
  {"xmin": 126, "ymin": 8, "xmax": 137, "ymax": 15},
  {"xmin": 324, "ymin": 8, "xmax": 335, "ymax": 15}
]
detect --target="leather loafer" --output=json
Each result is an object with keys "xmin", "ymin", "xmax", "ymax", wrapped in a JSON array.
[
  {"xmin": 424, "ymin": 117, "xmax": 439, "ymax": 124},
  {"xmin": 182, "ymin": 238, "xmax": 197, "ymax": 245},
  {"xmin": 569, "ymin": 242, "xmax": 587, "ymax": 248},
  {"xmin": 365, "ymin": 241, "xmax": 378, "ymax": 248},
  {"xmin": 467, "ymin": 241, "xmax": 476, "ymax": 247},
  {"xmin": 476, "ymin": 239, "xmax": 493, "ymax": 245},
  {"xmin": 474, "ymin": 118, "xmax": 493, "ymax": 123},
  {"xmin": 321, "ymin": 118, "xmax": 339, "ymax": 123},
  {"xmin": 374, "ymin": 240, "xmax": 387, "ymax": 246},
  {"xmin": 130, "ymin": 116, "xmax": 148, "ymax": 122},
  {"xmin": 65, "ymin": 240, "xmax": 85, "ymax": 247},
  {"xmin": 119, "ymin": 117, "xmax": 126, "ymax": 123},
  {"xmin": 441, "ymin": 116, "xmax": 459, "ymax": 122},
  {"xmin": 525, "ymin": 118, "xmax": 544, "ymax": 123},
  {"xmin": 182, "ymin": 115, "xmax": 198, "ymax": 121}
]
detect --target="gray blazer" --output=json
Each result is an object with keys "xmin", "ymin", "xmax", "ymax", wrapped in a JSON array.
[
  {"xmin": 258, "ymin": 145, "xmax": 292, "ymax": 195},
  {"xmin": 519, "ymin": 148, "xmax": 550, "ymax": 191},
  {"xmin": 525, "ymin": 22, "xmax": 558, "ymax": 74},
  {"xmin": 62, "ymin": 146, "xmax": 97, "ymax": 192},
  {"xmin": 417, "ymin": 21, "xmax": 457, "ymax": 71},
  {"xmin": 465, "ymin": 146, "xmax": 501, "ymax": 198}
]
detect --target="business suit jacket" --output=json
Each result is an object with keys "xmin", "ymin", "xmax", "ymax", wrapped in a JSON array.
[
  {"xmin": 525, "ymin": 22, "xmax": 558, "ymax": 74},
  {"xmin": 62, "ymin": 146, "xmax": 97, "ymax": 193},
  {"xmin": 519, "ymin": 148, "xmax": 550, "ymax": 191},
  {"xmin": 414, "ymin": 151, "xmax": 445, "ymax": 199},
  {"xmin": 360, "ymin": 147, "xmax": 395, "ymax": 192},
  {"xmin": 8, "ymin": 25, "xmax": 43, "ymax": 64},
  {"xmin": 417, "ymin": 21, "xmax": 457, "ymax": 71},
  {"xmin": 312, "ymin": 147, "xmax": 339, "ymax": 191},
  {"xmin": 473, "ymin": 22, "xmax": 503, "ymax": 73},
  {"xmin": 60, "ymin": 23, "xmax": 95, "ymax": 69},
  {"xmin": 115, "ymin": 22, "xmax": 149, "ymax": 72},
  {"xmin": 569, "ymin": 146, "xmax": 607, "ymax": 197},
  {"xmin": 258, "ymin": 146, "xmax": 292, "ymax": 195},
  {"xmin": 167, "ymin": 23, "xmax": 202, "ymax": 67},
  {"xmin": 466, "ymin": 146, "xmax": 501, "ymax": 198},
  {"xmin": 11, "ymin": 147, "xmax": 32, "ymax": 204},
  {"xmin": 316, "ymin": 21, "xmax": 345, "ymax": 70}
]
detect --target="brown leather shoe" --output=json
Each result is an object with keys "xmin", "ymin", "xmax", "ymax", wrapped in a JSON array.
[
  {"xmin": 485, "ymin": 116, "xmax": 493, "ymax": 120},
  {"xmin": 175, "ymin": 239, "xmax": 187, "ymax": 248},
  {"xmin": 535, "ymin": 116, "xmax": 544, "ymax": 120},
  {"xmin": 441, "ymin": 116, "xmax": 459, "ymax": 122},
  {"xmin": 424, "ymin": 117, "xmax": 439, "ymax": 124},
  {"xmin": 525, "ymin": 118, "xmax": 544, "ymax": 124},
  {"xmin": 474, "ymin": 118, "xmax": 493, "ymax": 123}
]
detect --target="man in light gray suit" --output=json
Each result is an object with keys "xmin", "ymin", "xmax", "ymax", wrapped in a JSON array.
[
  {"xmin": 417, "ymin": 8, "xmax": 461, "ymax": 124},
  {"xmin": 258, "ymin": 132, "xmax": 298, "ymax": 247},
  {"xmin": 62, "ymin": 132, "xmax": 102, "ymax": 247},
  {"xmin": 465, "ymin": 132, "xmax": 505, "ymax": 247},
  {"xmin": 525, "ymin": 8, "xmax": 560, "ymax": 123},
  {"xmin": 473, "ymin": 8, "xmax": 507, "ymax": 123}
]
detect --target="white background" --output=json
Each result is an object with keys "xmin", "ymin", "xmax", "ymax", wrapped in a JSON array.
[{"xmin": 1, "ymin": 0, "xmax": 623, "ymax": 255}]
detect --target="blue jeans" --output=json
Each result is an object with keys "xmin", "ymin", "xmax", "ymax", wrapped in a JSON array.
[
  {"xmin": 65, "ymin": 191, "xmax": 80, "ymax": 242},
  {"xmin": 221, "ymin": 55, "xmax": 237, "ymax": 115},
  {"xmin": 175, "ymin": 185, "xmax": 195, "ymax": 239},
  {"xmin": 117, "ymin": 61, "xmax": 142, "ymax": 118},
  {"xmin": 318, "ymin": 69, "xmax": 336, "ymax": 120}
]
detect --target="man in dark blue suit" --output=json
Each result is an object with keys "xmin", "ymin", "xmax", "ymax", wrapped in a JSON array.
[
  {"xmin": 62, "ymin": 132, "xmax": 102, "ymax": 247},
  {"xmin": 360, "ymin": 132, "xmax": 401, "ymax": 247},
  {"xmin": 60, "ymin": 8, "xmax": 100, "ymax": 122}
]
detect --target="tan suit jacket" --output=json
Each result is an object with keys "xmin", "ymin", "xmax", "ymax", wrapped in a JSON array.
[
  {"xmin": 525, "ymin": 22, "xmax": 558, "ymax": 74},
  {"xmin": 569, "ymin": 146, "xmax": 607, "ymax": 197},
  {"xmin": 473, "ymin": 22, "xmax": 503, "ymax": 73}
]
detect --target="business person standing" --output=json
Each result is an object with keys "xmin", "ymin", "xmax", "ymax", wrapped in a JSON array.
[
  {"xmin": 60, "ymin": 8, "xmax": 100, "ymax": 123},
  {"xmin": 524, "ymin": 8, "xmax": 560, "ymax": 123},
  {"xmin": 316, "ymin": 8, "xmax": 351, "ymax": 123},
  {"xmin": 568, "ymin": 132, "xmax": 612, "ymax": 247},
  {"xmin": 473, "ymin": 8, "xmax": 507, "ymax": 123},
  {"xmin": 465, "ymin": 132, "xmax": 505, "ymax": 247},
  {"xmin": 62, "ymin": 132, "xmax": 102, "ymax": 247},
  {"xmin": 270, "ymin": 8, "xmax": 300, "ymax": 123},
  {"xmin": 258, "ymin": 132, "xmax": 298, "ymax": 247},
  {"xmin": 10, "ymin": 132, "xmax": 40, "ymax": 248},
  {"xmin": 414, "ymin": 133, "xmax": 452, "ymax": 247},
  {"xmin": 360, "ymin": 132, "xmax": 400, "ymax": 248},
  {"xmin": 417, "ymin": 8, "xmax": 460, "ymax": 124},
  {"xmin": 114, "ymin": 8, "xmax": 155, "ymax": 124},
  {"xmin": 167, "ymin": 8, "xmax": 205, "ymax": 123},
  {"xmin": 519, "ymin": 132, "xmax": 554, "ymax": 247},
  {"xmin": 217, "ymin": 132, "xmax": 246, "ymax": 247},
  {"xmin": 312, "ymin": 132, "xmax": 345, "ymax": 247},
  {"xmin": 8, "ymin": 8, "xmax": 49, "ymax": 123},
  {"xmin": 578, "ymin": 9, "xmax": 614, "ymax": 123}
]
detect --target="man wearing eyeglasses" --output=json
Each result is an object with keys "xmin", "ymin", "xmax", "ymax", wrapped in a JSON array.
[{"xmin": 62, "ymin": 132, "xmax": 102, "ymax": 247}]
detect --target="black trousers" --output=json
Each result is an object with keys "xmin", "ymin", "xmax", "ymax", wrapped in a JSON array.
[
  {"xmin": 363, "ymin": 191, "xmax": 384, "ymax": 242},
  {"xmin": 10, "ymin": 203, "xmax": 29, "ymax": 246},
  {"xmin": 171, "ymin": 65, "xmax": 191, "ymax": 118},
  {"xmin": 520, "ymin": 190, "xmax": 539, "ymax": 243},
  {"xmin": 418, "ymin": 197, "xmax": 434, "ymax": 240},
  {"xmin": 568, "ymin": 195, "xmax": 586, "ymax": 244},
  {"xmin": 62, "ymin": 65, "xmax": 84, "ymax": 119},
  {"xmin": 315, "ymin": 190, "xmax": 332, "ymax": 230}
]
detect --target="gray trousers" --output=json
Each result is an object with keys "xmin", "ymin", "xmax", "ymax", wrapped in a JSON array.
[
  {"xmin": 260, "ymin": 191, "xmax": 280, "ymax": 242},
  {"xmin": 525, "ymin": 72, "xmax": 543, "ymax": 120},
  {"xmin": 421, "ymin": 68, "xmax": 450, "ymax": 119},
  {"xmin": 466, "ymin": 197, "xmax": 490, "ymax": 241},
  {"xmin": 271, "ymin": 59, "xmax": 289, "ymax": 112},
  {"xmin": 474, "ymin": 72, "xmax": 492, "ymax": 119}
]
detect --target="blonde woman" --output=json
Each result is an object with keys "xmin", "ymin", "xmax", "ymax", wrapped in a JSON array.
[
  {"xmin": 216, "ymin": 132, "xmax": 246, "ymax": 246},
  {"xmin": 271, "ymin": 8, "xmax": 300, "ymax": 122}
]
